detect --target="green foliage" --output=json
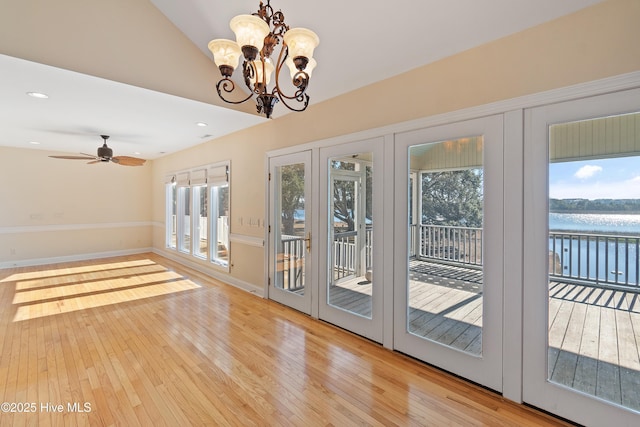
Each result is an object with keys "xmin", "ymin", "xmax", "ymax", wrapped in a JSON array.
[
  {"xmin": 280, "ymin": 164, "xmax": 305, "ymax": 235},
  {"xmin": 330, "ymin": 161, "xmax": 373, "ymax": 232},
  {"xmin": 549, "ymin": 198, "xmax": 640, "ymax": 213},
  {"xmin": 421, "ymin": 169, "xmax": 483, "ymax": 227}
]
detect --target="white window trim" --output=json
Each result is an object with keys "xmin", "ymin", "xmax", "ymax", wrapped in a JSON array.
[{"xmin": 165, "ymin": 161, "xmax": 231, "ymax": 272}]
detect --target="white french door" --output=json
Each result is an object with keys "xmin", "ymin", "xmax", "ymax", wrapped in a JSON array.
[
  {"xmin": 523, "ymin": 88, "xmax": 640, "ymax": 425},
  {"xmin": 268, "ymin": 151, "xmax": 313, "ymax": 314},
  {"xmin": 318, "ymin": 138, "xmax": 385, "ymax": 343},
  {"xmin": 393, "ymin": 115, "xmax": 504, "ymax": 392}
]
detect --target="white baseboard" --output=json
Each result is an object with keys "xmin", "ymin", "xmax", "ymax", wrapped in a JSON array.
[
  {"xmin": 152, "ymin": 248, "xmax": 264, "ymax": 298},
  {"xmin": 0, "ymin": 248, "xmax": 152, "ymax": 269}
]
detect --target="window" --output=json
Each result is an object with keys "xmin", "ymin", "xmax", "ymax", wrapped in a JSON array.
[
  {"xmin": 165, "ymin": 176, "xmax": 177, "ymax": 249},
  {"xmin": 192, "ymin": 184, "xmax": 208, "ymax": 258},
  {"xmin": 191, "ymin": 169, "xmax": 208, "ymax": 259},
  {"xmin": 209, "ymin": 164, "xmax": 230, "ymax": 267},
  {"xmin": 165, "ymin": 162, "xmax": 230, "ymax": 269},
  {"xmin": 177, "ymin": 172, "xmax": 191, "ymax": 254}
]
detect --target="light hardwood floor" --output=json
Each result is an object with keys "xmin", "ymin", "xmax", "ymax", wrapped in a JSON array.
[{"xmin": 0, "ymin": 253, "xmax": 570, "ymax": 426}]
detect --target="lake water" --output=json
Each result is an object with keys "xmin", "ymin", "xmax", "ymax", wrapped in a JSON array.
[
  {"xmin": 548, "ymin": 213, "xmax": 639, "ymax": 286},
  {"xmin": 549, "ymin": 212, "xmax": 640, "ymax": 234}
]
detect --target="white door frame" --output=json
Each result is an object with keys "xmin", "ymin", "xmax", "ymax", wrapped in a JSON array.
[
  {"xmin": 523, "ymin": 88, "xmax": 640, "ymax": 425},
  {"xmin": 393, "ymin": 114, "xmax": 505, "ymax": 392},
  {"xmin": 318, "ymin": 137, "xmax": 386, "ymax": 343},
  {"xmin": 267, "ymin": 150, "xmax": 314, "ymax": 314}
]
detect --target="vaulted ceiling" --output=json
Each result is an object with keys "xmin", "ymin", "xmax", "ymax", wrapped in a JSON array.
[{"xmin": 0, "ymin": 0, "xmax": 604, "ymax": 159}]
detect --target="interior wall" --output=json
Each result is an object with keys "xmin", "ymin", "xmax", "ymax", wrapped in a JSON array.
[
  {"xmin": 0, "ymin": 147, "xmax": 152, "ymax": 267},
  {"xmin": 150, "ymin": 0, "xmax": 640, "ymax": 291}
]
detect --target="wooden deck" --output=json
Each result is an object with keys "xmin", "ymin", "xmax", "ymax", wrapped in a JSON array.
[
  {"xmin": 548, "ymin": 281, "xmax": 640, "ymax": 411},
  {"xmin": 329, "ymin": 260, "xmax": 483, "ymax": 355},
  {"xmin": 330, "ymin": 259, "xmax": 640, "ymax": 411}
]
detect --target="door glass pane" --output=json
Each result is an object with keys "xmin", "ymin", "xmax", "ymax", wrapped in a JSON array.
[
  {"xmin": 178, "ymin": 186, "xmax": 190, "ymax": 253},
  {"xmin": 167, "ymin": 183, "xmax": 177, "ymax": 248},
  {"xmin": 328, "ymin": 154, "xmax": 373, "ymax": 319},
  {"xmin": 547, "ymin": 112, "xmax": 640, "ymax": 411},
  {"xmin": 211, "ymin": 185, "xmax": 229, "ymax": 265},
  {"xmin": 193, "ymin": 185, "xmax": 207, "ymax": 258},
  {"xmin": 407, "ymin": 137, "xmax": 484, "ymax": 356},
  {"xmin": 274, "ymin": 163, "xmax": 306, "ymax": 294}
]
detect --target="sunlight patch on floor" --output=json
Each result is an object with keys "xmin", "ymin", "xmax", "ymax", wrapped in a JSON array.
[
  {"xmin": 1, "ymin": 258, "xmax": 157, "ymax": 283},
  {"xmin": 8, "ymin": 259, "xmax": 201, "ymax": 322}
]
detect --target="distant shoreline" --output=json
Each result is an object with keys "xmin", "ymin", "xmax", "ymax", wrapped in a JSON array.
[
  {"xmin": 550, "ymin": 211, "xmax": 640, "ymax": 215},
  {"xmin": 549, "ymin": 198, "xmax": 640, "ymax": 214}
]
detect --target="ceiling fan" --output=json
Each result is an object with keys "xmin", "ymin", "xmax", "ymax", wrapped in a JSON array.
[{"xmin": 49, "ymin": 135, "xmax": 146, "ymax": 166}]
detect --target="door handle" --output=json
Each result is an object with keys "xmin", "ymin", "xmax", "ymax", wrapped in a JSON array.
[{"xmin": 304, "ymin": 232, "xmax": 311, "ymax": 252}]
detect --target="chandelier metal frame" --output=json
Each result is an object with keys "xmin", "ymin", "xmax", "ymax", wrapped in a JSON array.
[{"xmin": 208, "ymin": 1, "xmax": 319, "ymax": 119}]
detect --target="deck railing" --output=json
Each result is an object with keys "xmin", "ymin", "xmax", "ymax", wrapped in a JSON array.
[
  {"xmin": 170, "ymin": 215, "xmax": 229, "ymax": 250},
  {"xmin": 416, "ymin": 226, "xmax": 639, "ymax": 291},
  {"xmin": 279, "ymin": 235, "xmax": 306, "ymax": 291},
  {"xmin": 333, "ymin": 230, "xmax": 356, "ymax": 280},
  {"xmin": 333, "ymin": 226, "xmax": 373, "ymax": 281},
  {"xmin": 549, "ymin": 232, "xmax": 639, "ymax": 290},
  {"xmin": 284, "ymin": 225, "xmax": 640, "ymax": 292},
  {"xmin": 417, "ymin": 224, "xmax": 483, "ymax": 267}
]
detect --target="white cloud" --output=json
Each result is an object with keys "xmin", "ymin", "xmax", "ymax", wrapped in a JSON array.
[{"xmin": 574, "ymin": 165, "xmax": 602, "ymax": 179}]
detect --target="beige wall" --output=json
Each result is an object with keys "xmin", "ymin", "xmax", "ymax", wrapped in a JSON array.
[
  {"xmin": 151, "ymin": 0, "xmax": 640, "ymax": 289},
  {"xmin": 0, "ymin": 147, "xmax": 151, "ymax": 266}
]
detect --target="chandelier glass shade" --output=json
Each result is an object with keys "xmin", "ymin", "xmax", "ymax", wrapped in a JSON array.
[{"xmin": 208, "ymin": 1, "xmax": 319, "ymax": 118}]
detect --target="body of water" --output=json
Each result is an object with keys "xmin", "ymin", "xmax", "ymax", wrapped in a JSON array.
[
  {"xmin": 548, "ymin": 213, "xmax": 639, "ymax": 286},
  {"xmin": 549, "ymin": 212, "xmax": 640, "ymax": 234}
]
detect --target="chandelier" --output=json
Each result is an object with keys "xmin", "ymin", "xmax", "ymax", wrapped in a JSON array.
[{"xmin": 208, "ymin": 1, "xmax": 319, "ymax": 119}]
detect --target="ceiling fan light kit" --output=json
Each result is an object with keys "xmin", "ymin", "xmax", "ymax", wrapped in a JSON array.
[
  {"xmin": 48, "ymin": 135, "xmax": 146, "ymax": 166},
  {"xmin": 208, "ymin": 0, "xmax": 319, "ymax": 119}
]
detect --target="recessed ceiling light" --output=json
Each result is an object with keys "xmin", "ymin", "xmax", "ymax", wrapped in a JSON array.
[
  {"xmin": 196, "ymin": 122, "xmax": 208, "ymax": 127},
  {"xmin": 26, "ymin": 92, "xmax": 49, "ymax": 99},
  {"xmin": 134, "ymin": 151, "xmax": 141, "ymax": 155},
  {"xmin": 29, "ymin": 141, "xmax": 41, "ymax": 145}
]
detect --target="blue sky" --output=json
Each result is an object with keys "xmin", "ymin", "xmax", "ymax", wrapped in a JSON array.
[{"xmin": 549, "ymin": 156, "xmax": 640, "ymax": 200}]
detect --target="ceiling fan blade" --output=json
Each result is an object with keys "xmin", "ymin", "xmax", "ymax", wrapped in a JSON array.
[
  {"xmin": 86, "ymin": 160, "xmax": 103, "ymax": 164},
  {"xmin": 112, "ymin": 156, "xmax": 146, "ymax": 166},
  {"xmin": 49, "ymin": 155, "xmax": 97, "ymax": 160}
]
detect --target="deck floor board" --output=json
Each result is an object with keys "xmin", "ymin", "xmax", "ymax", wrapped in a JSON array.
[{"xmin": 329, "ymin": 259, "xmax": 640, "ymax": 412}]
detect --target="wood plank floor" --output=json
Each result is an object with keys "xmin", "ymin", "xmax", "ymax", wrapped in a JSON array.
[
  {"xmin": 0, "ymin": 253, "xmax": 570, "ymax": 426},
  {"xmin": 330, "ymin": 261, "xmax": 483, "ymax": 355},
  {"xmin": 331, "ymin": 260, "xmax": 640, "ymax": 413},
  {"xmin": 548, "ymin": 281, "xmax": 640, "ymax": 411}
]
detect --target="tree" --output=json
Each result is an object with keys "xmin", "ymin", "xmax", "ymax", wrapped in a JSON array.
[
  {"xmin": 333, "ymin": 179, "xmax": 356, "ymax": 231},
  {"xmin": 330, "ymin": 161, "xmax": 373, "ymax": 232},
  {"xmin": 421, "ymin": 169, "xmax": 483, "ymax": 227},
  {"xmin": 280, "ymin": 164, "xmax": 305, "ymax": 235}
]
